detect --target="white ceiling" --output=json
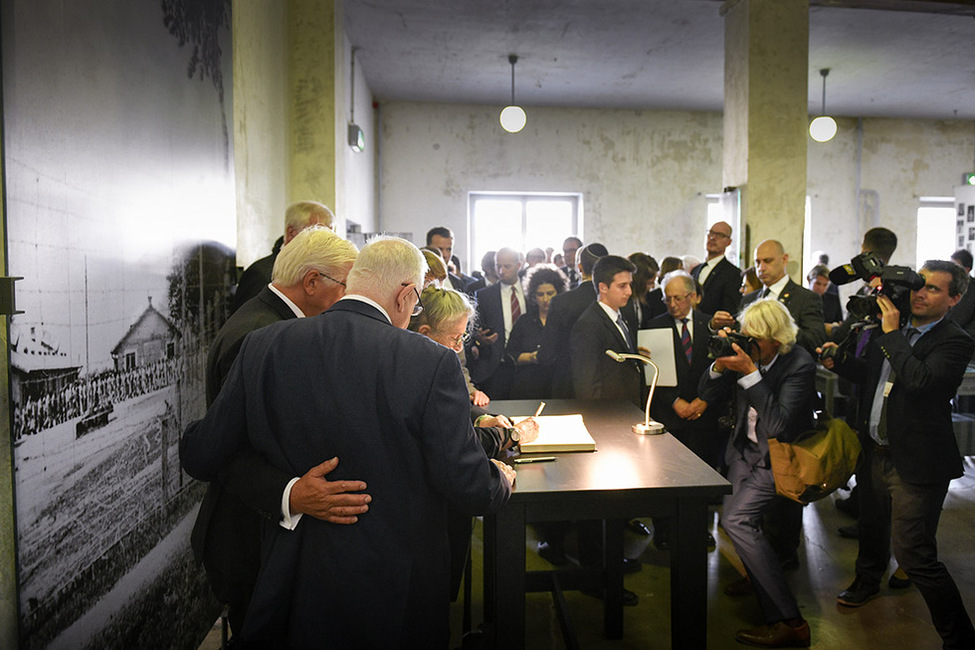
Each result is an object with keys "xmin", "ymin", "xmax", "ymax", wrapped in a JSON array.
[{"xmin": 343, "ymin": 0, "xmax": 975, "ymax": 120}]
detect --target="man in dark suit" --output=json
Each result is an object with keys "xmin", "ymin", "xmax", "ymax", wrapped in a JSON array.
[
  {"xmin": 570, "ymin": 254, "xmax": 642, "ymax": 407},
  {"xmin": 537, "ymin": 242, "xmax": 608, "ymax": 398},
  {"xmin": 470, "ymin": 247, "xmax": 525, "ymax": 397},
  {"xmin": 233, "ymin": 200, "xmax": 335, "ymax": 311},
  {"xmin": 191, "ymin": 226, "xmax": 366, "ymax": 637},
  {"xmin": 823, "ymin": 260, "xmax": 975, "ymax": 648},
  {"xmin": 700, "ymin": 299, "xmax": 816, "ymax": 647},
  {"xmin": 647, "ymin": 271, "xmax": 725, "ymax": 468},
  {"xmin": 645, "ymin": 270, "xmax": 728, "ymax": 550},
  {"xmin": 427, "ymin": 226, "xmax": 473, "ymax": 291},
  {"xmin": 714, "ymin": 239, "xmax": 826, "ymax": 356},
  {"xmin": 560, "ymin": 236, "xmax": 583, "ymax": 289},
  {"xmin": 948, "ymin": 249, "xmax": 975, "ymax": 351},
  {"xmin": 181, "ymin": 237, "xmax": 513, "ymax": 648},
  {"xmin": 692, "ymin": 220, "xmax": 742, "ymax": 316}
]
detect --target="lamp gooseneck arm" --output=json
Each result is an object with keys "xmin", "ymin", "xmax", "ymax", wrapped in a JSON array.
[{"xmin": 605, "ymin": 350, "xmax": 658, "ymax": 428}]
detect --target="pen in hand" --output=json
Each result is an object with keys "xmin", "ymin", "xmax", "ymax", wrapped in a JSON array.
[{"xmin": 534, "ymin": 401, "xmax": 546, "ymax": 418}]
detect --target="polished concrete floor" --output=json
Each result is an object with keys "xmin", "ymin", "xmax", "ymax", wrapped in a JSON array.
[{"xmin": 200, "ymin": 458, "xmax": 975, "ymax": 649}]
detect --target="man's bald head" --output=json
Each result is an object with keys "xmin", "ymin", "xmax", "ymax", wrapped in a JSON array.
[{"xmin": 754, "ymin": 239, "xmax": 788, "ymax": 287}]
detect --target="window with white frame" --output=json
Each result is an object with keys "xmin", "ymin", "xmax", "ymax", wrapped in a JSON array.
[
  {"xmin": 915, "ymin": 197, "xmax": 955, "ymax": 270},
  {"xmin": 468, "ymin": 192, "xmax": 582, "ymax": 269}
]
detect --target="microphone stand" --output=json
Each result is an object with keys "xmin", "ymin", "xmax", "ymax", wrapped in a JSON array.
[{"xmin": 604, "ymin": 350, "xmax": 665, "ymax": 434}]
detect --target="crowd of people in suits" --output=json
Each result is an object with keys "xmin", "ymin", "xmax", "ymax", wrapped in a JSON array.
[{"xmin": 179, "ymin": 204, "xmax": 975, "ymax": 649}]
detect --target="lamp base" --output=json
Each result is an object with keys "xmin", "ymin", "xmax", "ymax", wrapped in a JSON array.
[{"xmin": 632, "ymin": 421, "xmax": 665, "ymax": 435}]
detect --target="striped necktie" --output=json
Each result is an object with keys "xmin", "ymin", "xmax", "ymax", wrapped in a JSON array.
[
  {"xmin": 510, "ymin": 286, "xmax": 521, "ymax": 323},
  {"xmin": 681, "ymin": 318, "xmax": 692, "ymax": 363}
]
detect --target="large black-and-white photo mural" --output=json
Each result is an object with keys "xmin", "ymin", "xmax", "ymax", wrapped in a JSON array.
[{"xmin": 2, "ymin": 0, "xmax": 234, "ymax": 647}]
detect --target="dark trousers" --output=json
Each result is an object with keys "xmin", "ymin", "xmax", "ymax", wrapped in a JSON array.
[
  {"xmin": 855, "ymin": 446, "xmax": 975, "ymax": 649},
  {"xmin": 723, "ymin": 444, "xmax": 801, "ymax": 623}
]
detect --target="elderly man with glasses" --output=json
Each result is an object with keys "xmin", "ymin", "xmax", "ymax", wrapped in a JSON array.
[{"xmin": 181, "ymin": 236, "xmax": 512, "ymax": 648}]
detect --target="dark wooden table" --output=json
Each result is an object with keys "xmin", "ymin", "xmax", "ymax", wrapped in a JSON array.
[{"xmin": 482, "ymin": 399, "xmax": 732, "ymax": 649}]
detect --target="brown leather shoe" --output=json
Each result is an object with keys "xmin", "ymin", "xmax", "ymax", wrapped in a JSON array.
[
  {"xmin": 735, "ymin": 620, "xmax": 810, "ymax": 647},
  {"xmin": 724, "ymin": 576, "xmax": 753, "ymax": 596}
]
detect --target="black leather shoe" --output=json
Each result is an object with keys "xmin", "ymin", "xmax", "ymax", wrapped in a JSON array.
[
  {"xmin": 581, "ymin": 587, "xmax": 639, "ymax": 607},
  {"xmin": 622, "ymin": 557, "xmax": 642, "ymax": 574},
  {"xmin": 735, "ymin": 620, "xmax": 810, "ymax": 647},
  {"xmin": 707, "ymin": 531, "xmax": 717, "ymax": 548},
  {"xmin": 836, "ymin": 578, "xmax": 880, "ymax": 607}
]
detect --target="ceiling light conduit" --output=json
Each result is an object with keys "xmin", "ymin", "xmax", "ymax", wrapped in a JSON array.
[
  {"xmin": 500, "ymin": 54, "xmax": 526, "ymax": 133},
  {"xmin": 810, "ymin": 68, "xmax": 837, "ymax": 143}
]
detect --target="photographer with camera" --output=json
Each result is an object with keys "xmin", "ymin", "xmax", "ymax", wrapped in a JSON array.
[
  {"xmin": 819, "ymin": 260, "xmax": 975, "ymax": 648},
  {"xmin": 700, "ymin": 299, "xmax": 817, "ymax": 647}
]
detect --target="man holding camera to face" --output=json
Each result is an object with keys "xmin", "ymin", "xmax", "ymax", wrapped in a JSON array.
[
  {"xmin": 820, "ymin": 260, "xmax": 975, "ymax": 649},
  {"xmin": 700, "ymin": 299, "xmax": 817, "ymax": 647}
]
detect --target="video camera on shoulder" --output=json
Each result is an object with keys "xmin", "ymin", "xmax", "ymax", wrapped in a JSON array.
[{"xmin": 819, "ymin": 252, "xmax": 924, "ymax": 364}]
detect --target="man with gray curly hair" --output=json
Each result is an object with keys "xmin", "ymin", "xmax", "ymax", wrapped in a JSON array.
[
  {"xmin": 182, "ymin": 236, "xmax": 512, "ymax": 648},
  {"xmin": 700, "ymin": 298, "xmax": 817, "ymax": 647}
]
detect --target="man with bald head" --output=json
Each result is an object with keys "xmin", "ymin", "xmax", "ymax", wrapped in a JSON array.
[
  {"xmin": 714, "ymin": 239, "xmax": 826, "ymax": 355},
  {"xmin": 692, "ymin": 221, "xmax": 742, "ymax": 316},
  {"xmin": 470, "ymin": 247, "xmax": 526, "ymax": 397}
]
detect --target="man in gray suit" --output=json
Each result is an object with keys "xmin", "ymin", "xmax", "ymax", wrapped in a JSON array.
[{"xmin": 700, "ymin": 300, "xmax": 816, "ymax": 647}]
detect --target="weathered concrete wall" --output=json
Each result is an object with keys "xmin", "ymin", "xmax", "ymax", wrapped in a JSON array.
[
  {"xmin": 233, "ymin": 0, "xmax": 289, "ymax": 266},
  {"xmin": 381, "ymin": 101, "xmax": 972, "ymax": 274},
  {"xmin": 380, "ymin": 103, "xmax": 725, "ymax": 266},
  {"xmin": 807, "ymin": 117, "xmax": 973, "ymax": 269}
]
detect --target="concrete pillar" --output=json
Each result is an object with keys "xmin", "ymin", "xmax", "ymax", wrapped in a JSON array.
[
  {"xmin": 723, "ymin": 0, "xmax": 809, "ymax": 273},
  {"xmin": 289, "ymin": 0, "xmax": 340, "ymax": 223}
]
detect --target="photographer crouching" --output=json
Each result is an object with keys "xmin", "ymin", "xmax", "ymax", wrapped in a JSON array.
[
  {"xmin": 700, "ymin": 299, "xmax": 817, "ymax": 647},
  {"xmin": 819, "ymin": 260, "xmax": 975, "ymax": 649}
]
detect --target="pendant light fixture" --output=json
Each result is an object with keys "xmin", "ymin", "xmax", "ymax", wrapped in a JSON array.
[
  {"xmin": 809, "ymin": 68, "xmax": 837, "ymax": 143},
  {"xmin": 499, "ymin": 54, "xmax": 526, "ymax": 133}
]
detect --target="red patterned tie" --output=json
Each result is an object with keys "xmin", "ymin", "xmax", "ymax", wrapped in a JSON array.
[
  {"xmin": 510, "ymin": 287, "xmax": 521, "ymax": 323},
  {"xmin": 681, "ymin": 318, "xmax": 693, "ymax": 363}
]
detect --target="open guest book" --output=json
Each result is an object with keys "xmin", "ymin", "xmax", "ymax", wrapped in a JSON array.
[{"xmin": 512, "ymin": 414, "xmax": 597, "ymax": 453}]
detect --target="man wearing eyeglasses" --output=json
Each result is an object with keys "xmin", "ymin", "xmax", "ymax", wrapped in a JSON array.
[
  {"xmin": 691, "ymin": 221, "xmax": 742, "ymax": 316},
  {"xmin": 181, "ymin": 236, "xmax": 512, "ymax": 648},
  {"xmin": 192, "ymin": 225, "xmax": 365, "ymax": 639},
  {"xmin": 644, "ymin": 271, "xmax": 728, "ymax": 550}
]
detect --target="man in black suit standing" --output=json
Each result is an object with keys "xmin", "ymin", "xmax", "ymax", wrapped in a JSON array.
[
  {"xmin": 692, "ymin": 220, "xmax": 742, "ymax": 316},
  {"xmin": 823, "ymin": 260, "xmax": 975, "ymax": 648},
  {"xmin": 570, "ymin": 255, "xmax": 642, "ymax": 407},
  {"xmin": 715, "ymin": 239, "xmax": 826, "ymax": 356},
  {"xmin": 470, "ymin": 247, "xmax": 526, "ymax": 397},
  {"xmin": 191, "ymin": 225, "xmax": 368, "ymax": 638},
  {"xmin": 181, "ymin": 237, "xmax": 513, "ymax": 648},
  {"xmin": 700, "ymin": 299, "xmax": 816, "ymax": 647},
  {"xmin": 560, "ymin": 236, "xmax": 583, "ymax": 289},
  {"xmin": 233, "ymin": 200, "xmax": 335, "ymax": 311},
  {"xmin": 537, "ymin": 242, "xmax": 608, "ymax": 398},
  {"xmin": 647, "ymin": 271, "xmax": 725, "ymax": 469},
  {"xmin": 645, "ymin": 270, "xmax": 728, "ymax": 550},
  {"xmin": 948, "ymin": 248, "xmax": 975, "ymax": 349},
  {"xmin": 427, "ymin": 226, "xmax": 474, "ymax": 292}
]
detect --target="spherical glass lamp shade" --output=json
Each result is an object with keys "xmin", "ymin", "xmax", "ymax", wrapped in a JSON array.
[
  {"xmin": 500, "ymin": 105, "xmax": 527, "ymax": 133},
  {"xmin": 809, "ymin": 115, "xmax": 837, "ymax": 142}
]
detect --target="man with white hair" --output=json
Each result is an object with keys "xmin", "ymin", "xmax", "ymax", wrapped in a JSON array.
[
  {"xmin": 181, "ymin": 236, "xmax": 512, "ymax": 648},
  {"xmin": 700, "ymin": 299, "xmax": 816, "ymax": 647},
  {"xmin": 233, "ymin": 200, "xmax": 336, "ymax": 311},
  {"xmin": 192, "ymin": 225, "xmax": 364, "ymax": 637}
]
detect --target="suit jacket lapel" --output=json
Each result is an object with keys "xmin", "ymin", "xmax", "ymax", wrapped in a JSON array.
[{"xmin": 598, "ymin": 305, "xmax": 631, "ymax": 352}]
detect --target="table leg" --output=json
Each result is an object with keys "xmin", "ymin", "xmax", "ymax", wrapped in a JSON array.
[
  {"xmin": 486, "ymin": 503, "xmax": 527, "ymax": 649},
  {"xmin": 670, "ymin": 498, "xmax": 708, "ymax": 649}
]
